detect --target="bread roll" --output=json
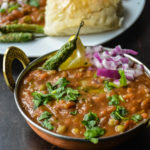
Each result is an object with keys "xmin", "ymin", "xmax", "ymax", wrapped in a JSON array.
[{"xmin": 44, "ymin": 0, "xmax": 123, "ymax": 36}]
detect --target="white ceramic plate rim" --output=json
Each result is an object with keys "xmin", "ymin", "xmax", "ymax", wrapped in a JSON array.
[{"xmin": 0, "ymin": 0, "xmax": 146, "ymax": 57}]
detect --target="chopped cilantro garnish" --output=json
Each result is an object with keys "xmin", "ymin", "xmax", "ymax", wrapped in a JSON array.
[
  {"xmin": 46, "ymin": 82, "xmax": 53, "ymax": 93},
  {"xmin": 107, "ymin": 95, "xmax": 125, "ymax": 106},
  {"xmin": 70, "ymin": 110, "xmax": 78, "ymax": 116},
  {"xmin": 131, "ymin": 114, "xmax": 142, "ymax": 123},
  {"xmin": 64, "ymin": 88, "xmax": 80, "ymax": 101},
  {"xmin": 104, "ymin": 70, "xmax": 127, "ymax": 91},
  {"xmin": 82, "ymin": 112, "xmax": 105, "ymax": 144},
  {"xmin": 104, "ymin": 80, "xmax": 118, "ymax": 91},
  {"xmin": 42, "ymin": 119, "xmax": 54, "ymax": 130},
  {"xmin": 32, "ymin": 78, "xmax": 80, "ymax": 109},
  {"xmin": 84, "ymin": 127, "xmax": 105, "ymax": 144},
  {"xmin": 108, "ymin": 95, "xmax": 120, "ymax": 106},
  {"xmin": 55, "ymin": 77, "xmax": 70, "ymax": 87},
  {"xmin": 38, "ymin": 111, "xmax": 52, "ymax": 121},
  {"xmin": 118, "ymin": 95, "xmax": 125, "ymax": 102},
  {"xmin": 111, "ymin": 106, "xmax": 128, "ymax": 120},
  {"xmin": 82, "ymin": 112, "xmax": 99, "ymax": 129},
  {"xmin": 38, "ymin": 111, "xmax": 54, "ymax": 130},
  {"xmin": 51, "ymin": 86, "xmax": 66, "ymax": 100},
  {"xmin": 47, "ymin": 78, "xmax": 79, "ymax": 101},
  {"xmin": 118, "ymin": 70, "xmax": 127, "ymax": 87},
  {"xmin": 32, "ymin": 92, "xmax": 52, "ymax": 109}
]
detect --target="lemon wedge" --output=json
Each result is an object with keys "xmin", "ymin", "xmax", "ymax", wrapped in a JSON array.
[{"xmin": 59, "ymin": 35, "xmax": 90, "ymax": 71}]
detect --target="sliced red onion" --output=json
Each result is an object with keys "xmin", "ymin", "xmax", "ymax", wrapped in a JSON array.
[
  {"xmin": 134, "ymin": 69, "xmax": 143, "ymax": 77},
  {"xmin": 106, "ymin": 57, "xmax": 113, "ymax": 61},
  {"xmin": 123, "ymin": 49, "xmax": 138, "ymax": 55},
  {"xmin": 134, "ymin": 64, "xmax": 144, "ymax": 71},
  {"xmin": 86, "ymin": 45, "xmax": 143, "ymax": 81},
  {"xmin": 101, "ymin": 51, "xmax": 110, "ymax": 59},
  {"xmin": 86, "ymin": 46, "xmax": 102, "ymax": 54},
  {"xmin": 140, "ymin": 64, "xmax": 144, "ymax": 70},
  {"xmin": 126, "ymin": 74, "xmax": 134, "ymax": 80},
  {"xmin": 85, "ymin": 53, "xmax": 92, "ymax": 59},
  {"xmin": 112, "ymin": 45, "xmax": 138, "ymax": 56},
  {"xmin": 86, "ymin": 47, "xmax": 93, "ymax": 53},
  {"xmin": 112, "ymin": 55, "xmax": 123, "ymax": 61},
  {"xmin": 112, "ymin": 45, "xmax": 122, "ymax": 56},
  {"xmin": 122, "ymin": 64, "xmax": 129, "ymax": 70},
  {"xmin": 128, "ymin": 59, "xmax": 134, "ymax": 66},
  {"xmin": 97, "ymin": 68, "xmax": 120, "ymax": 79},
  {"xmin": 102, "ymin": 59, "xmax": 117, "ymax": 70},
  {"xmin": 92, "ymin": 45, "xmax": 103, "ymax": 52},
  {"xmin": 93, "ymin": 52, "xmax": 102, "ymax": 63},
  {"xmin": 125, "ymin": 69, "xmax": 135, "ymax": 80},
  {"xmin": 93, "ymin": 57, "xmax": 103, "ymax": 68},
  {"xmin": 120, "ymin": 57, "xmax": 129, "ymax": 63},
  {"xmin": 86, "ymin": 47, "xmax": 93, "ymax": 58}
]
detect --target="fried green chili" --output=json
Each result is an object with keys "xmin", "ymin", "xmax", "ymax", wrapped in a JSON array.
[
  {"xmin": 0, "ymin": 33, "xmax": 45, "ymax": 43},
  {"xmin": 0, "ymin": 24, "xmax": 44, "ymax": 33},
  {"xmin": 42, "ymin": 21, "xmax": 84, "ymax": 70}
]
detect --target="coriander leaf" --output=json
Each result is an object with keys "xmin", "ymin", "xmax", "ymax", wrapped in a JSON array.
[
  {"xmin": 108, "ymin": 95, "xmax": 120, "ymax": 106},
  {"xmin": 82, "ymin": 120, "xmax": 97, "ymax": 129},
  {"xmin": 90, "ymin": 138, "xmax": 99, "ymax": 144},
  {"xmin": 84, "ymin": 127, "xmax": 105, "ymax": 144},
  {"xmin": 51, "ymin": 86, "xmax": 66, "ymax": 100},
  {"xmin": 83, "ymin": 112, "xmax": 99, "ymax": 122},
  {"xmin": 82, "ymin": 112, "xmax": 99, "ymax": 129},
  {"xmin": 107, "ymin": 95, "xmax": 125, "ymax": 106},
  {"xmin": 104, "ymin": 80, "xmax": 118, "ymax": 91},
  {"xmin": 32, "ymin": 78, "xmax": 80, "ymax": 109},
  {"xmin": 119, "ymin": 95, "xmax": 125, "ymax": 102},
  {"xmin": 32, "ymin": 92, "xmax": 43, "ymax": 109},
  {"xmin": 70, "ymin": 110, "xmax": 78, "ymax": 115},
  {"xmin": 51, "ymin": 78, "xmax": 79, "ymax": 101},
  {"xmin": 119, "ymin": 70, "xmax": 127, "ymax": 87},
  {"xmin": 82, "ymin": 112, "xmax": 105, "ymax": 144},
  {"xmin": 28, "ymin": 0, "xmax": 40, "ymax": 7},
  {"xmin": 33, "ymin": 99, "xmax": 42, "ymax": 109},
  {"xmin": 64, "ymin": 87, "xmax": 80, "ymax": 101},
  {"xmin": 46, "ymin": 82, "xmax": 54, "ymax": 93},
  {"xmin": 131, "ymin": 114, "xmax": 142, "ymax": 123},
  {"xmin": 38, "ymin": 111, "xmax": 52, "ymax": 121},
  {"xmin": 42, "ymin": 119, "xmax": 54, "ymax": 130},
  {"xmin": 32, "ymin": 91, "xmax": 42, "ymax": 101},
  {"xmin": 111, "ymin": 106, "xmax": 128, "ymax": 120},
  {"xmin": 55, "ymin": 78, "xmax": 70, "ymax": 87},
  {"xmin": 108, "ymin": 82, "xmax": 119, "ymax": 88},
  {"xmin": 43, "ymin": 97, "xmax": 49, "ymax": 105},
  {"xmin": 32, "ymin": 92, "xmax": 52, "ymax": 109}
]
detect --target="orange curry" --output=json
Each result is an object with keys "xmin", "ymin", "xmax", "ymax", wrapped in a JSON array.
[{"xmin": 18, "ymin": 66, "xmax": 150, "ymax": 143}]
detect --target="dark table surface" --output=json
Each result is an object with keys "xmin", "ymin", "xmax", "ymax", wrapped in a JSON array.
[{"xmin": 0, "ymin": 1, "xmax": 150, "ymax": 150}]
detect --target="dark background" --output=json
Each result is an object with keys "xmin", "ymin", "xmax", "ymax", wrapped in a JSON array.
[{"xmin": 0, "ymin": 1, "xmax": 150, "ymax": 150}]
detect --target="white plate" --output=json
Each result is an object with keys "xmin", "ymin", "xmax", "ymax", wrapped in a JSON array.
[{"xmin": 0, "ymin": 0, "xmax": 145, "ymax": 57}]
